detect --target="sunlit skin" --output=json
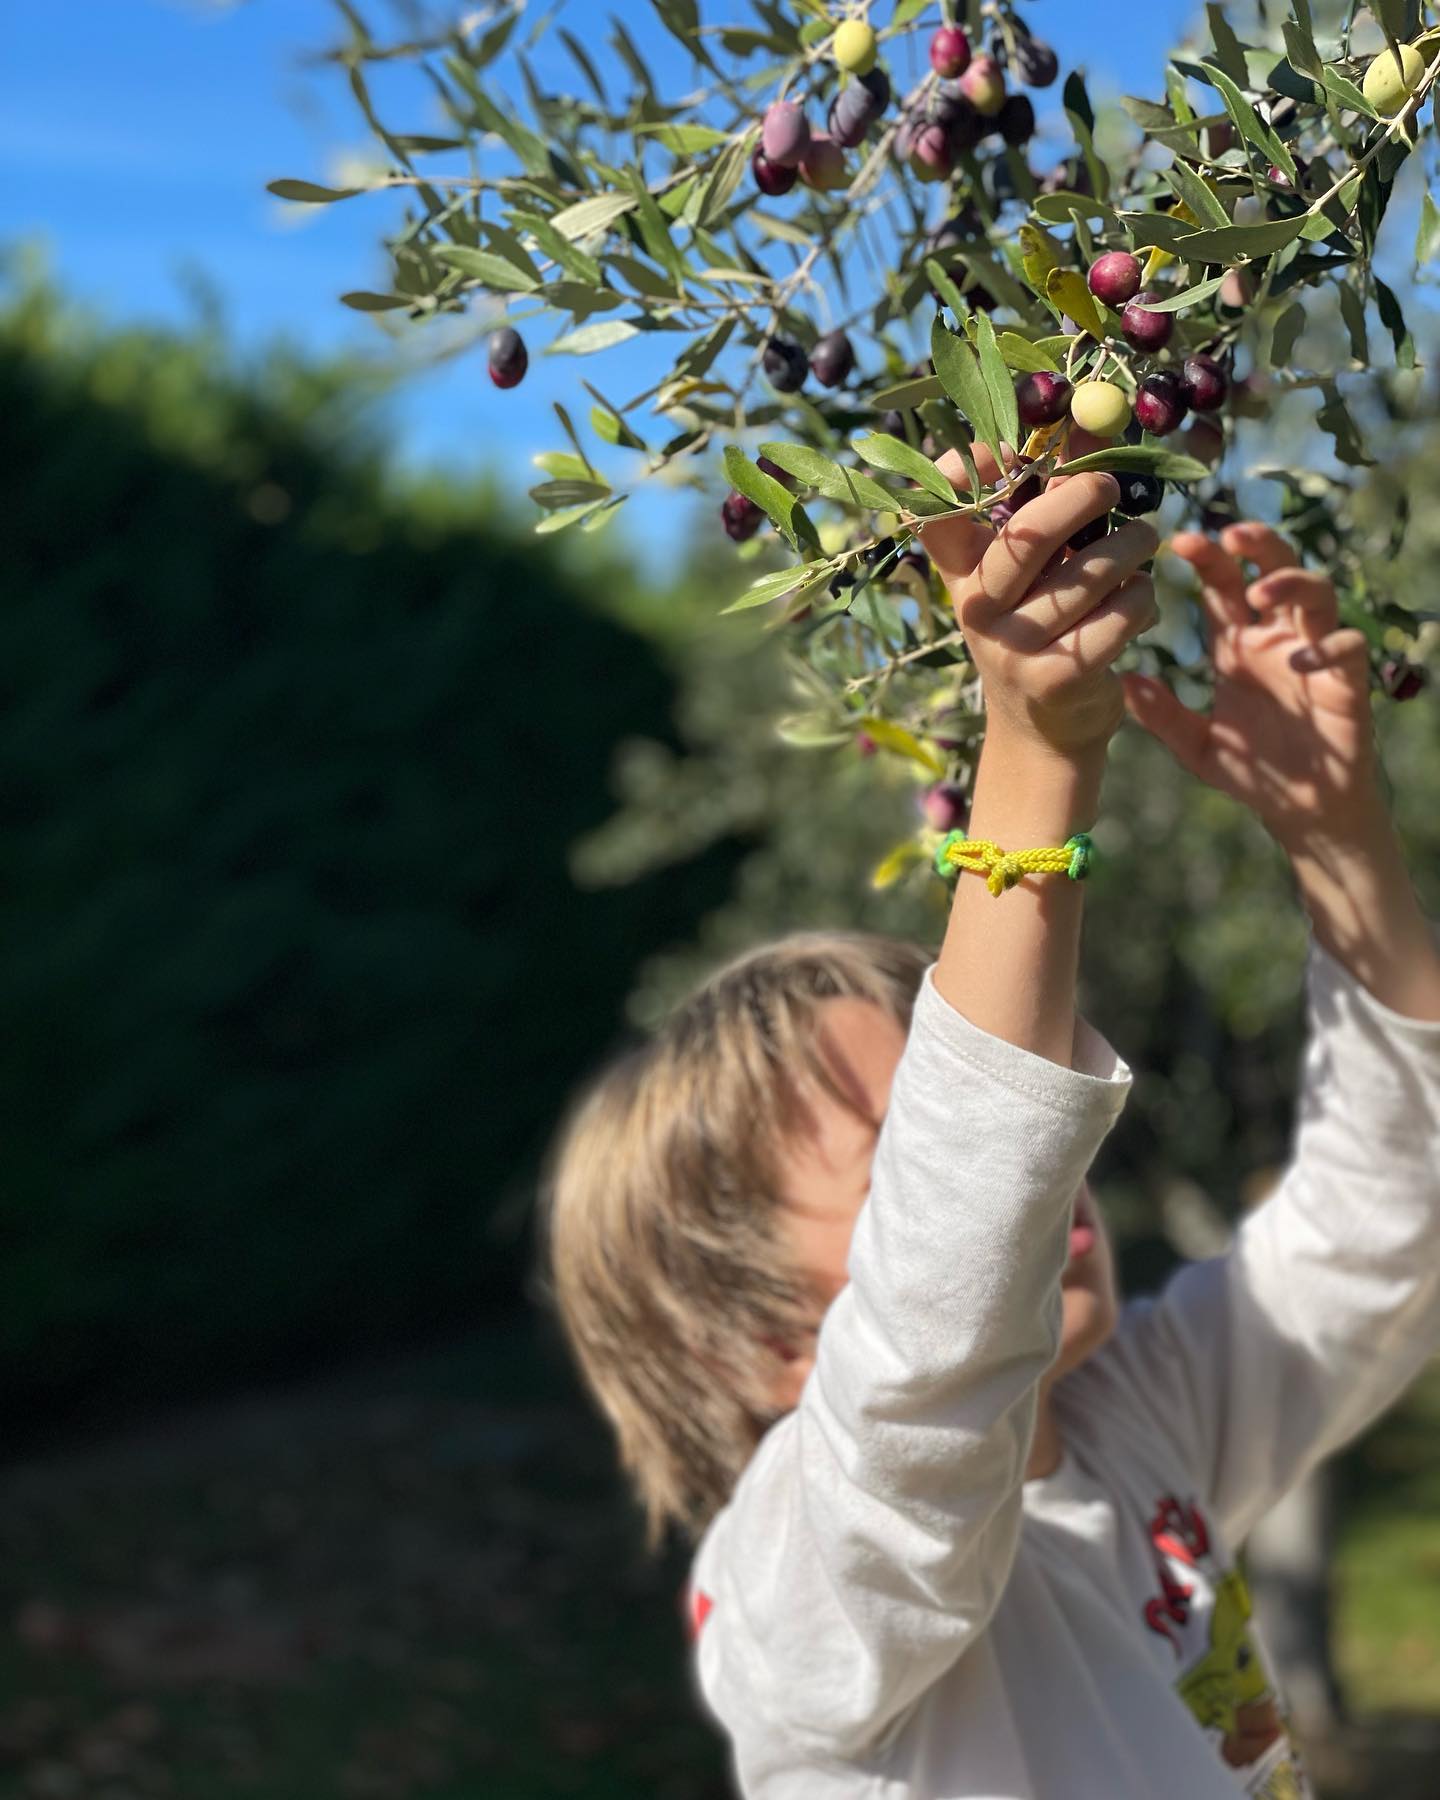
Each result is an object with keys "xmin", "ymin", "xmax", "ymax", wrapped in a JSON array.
[{"xmin": 768, "ymin": 997, "xmax": 1119, "ymax": 1480}]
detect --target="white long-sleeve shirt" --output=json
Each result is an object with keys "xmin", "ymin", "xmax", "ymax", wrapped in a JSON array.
[{"xmin": 688, "ymin": 937, "xmax": 1440, "ymax": 1798}]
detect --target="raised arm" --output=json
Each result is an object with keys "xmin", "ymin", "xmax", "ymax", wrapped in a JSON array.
[
  {"xmin": 1118, "ymin": 522, "xmax": 1440, "ymax": 1544},
  {"xmin": 695, "ymin": 454, "xmax": 1152, "ymax": 1764}
]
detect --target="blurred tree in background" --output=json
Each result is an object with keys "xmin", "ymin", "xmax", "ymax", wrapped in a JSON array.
[{"xmin": 0, "ymin": 257, "xmax": 737, "ymax": 1425}]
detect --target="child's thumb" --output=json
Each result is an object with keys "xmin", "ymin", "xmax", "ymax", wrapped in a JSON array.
[
  {"xmin": 917, "ymin": 443, "xmax": 1003, "ymax": 585},
  {"xmin": 1122, "ymin": 673, "xmax": 1208, "ymax": 775}
]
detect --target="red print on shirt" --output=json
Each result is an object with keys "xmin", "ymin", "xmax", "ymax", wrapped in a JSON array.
[
  {"xmin": 685, "ymin": 1585, "xmax": 714, "ymax": 1640},
  {"xmin": 1142, "ymin": 1493, "xmax": 1210, "ymax": 1656}
]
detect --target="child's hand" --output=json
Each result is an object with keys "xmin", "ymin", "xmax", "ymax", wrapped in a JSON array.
[
  {"xmin": 922, "ymin": 448, "xmax": 1159, "ymax": 759},
  {"xmin": 1122, "ymin": 522, "xmax": 1379, "ymax": 854}
]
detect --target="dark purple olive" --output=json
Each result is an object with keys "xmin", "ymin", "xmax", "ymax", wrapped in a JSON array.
[
  {"xmin": 1134, "ymin": 371, "xmax": 1189, "ymax": 437},
  {"xmin": 810, "ymin": 329, "xmax": 855, "ymax": 388},
  {"xmin": 751, "ymin": 150, "xmax": 798, "ymax": 196},
  {"xmin": 487, "ymin": 326, "xmax": 528, "ymax": 389},
  {"xmin": 922, "ymin": 782, "xmax": 969, "ymax": 832},
  {"xmin": 997, "ymin": 94, "xmax": 1035, "ymax": 146},
  {"xmin": 947, "ymin": 97, "xmax": 985, "ymax": 154},
  {"xmin": 721, "ymin": 492, "xmax": 763, "ymax": 541},
  {"xmin": 1115, "ymin": 472, "xmax": 1165, "ymax": 515},
  {"xmin": 1121, "ymin": 291, "xmax": 1175, "ymax": 353},
  {"xmin": 1016, "ymin": 371, "xmax": 1072, "ymax": 426},
  {"xmin": 1068, "ymin": 514, "xmax": 1111, "ymax": 551},
  {"xmin": 763, "ymin": 337, "xmax": 809, "ymax": 393},
  {"xmin": 828, "ymin": 67, "xmax": 889, "ymax": 147},
  {"xmin": 756, "ymin": 455, "xmax": 797, "ymax": 491},
  {"xmin": 1181, "ymin": 353, "xmax": 1229, "ymax": 412},
  {"xmin": 1017, "ymin": 39, "xmax": 1060, "ymax": 87},
  {"xmin": 1381, "ymin": 657, "xmax": 1429, "ymax": 701}
]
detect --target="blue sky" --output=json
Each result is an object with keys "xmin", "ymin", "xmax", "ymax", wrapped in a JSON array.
[{"xmin": 3, "ymin": 0, "xmax": 1204, "ymax": 555}]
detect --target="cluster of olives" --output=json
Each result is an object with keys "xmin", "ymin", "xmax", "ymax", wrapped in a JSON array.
[
  {"xmin": 894, "ymin": 20, "xmax": 1057, "ymax": 182},
  {"xmin": 752, "ymin": 67, "xmax": 893, "ymax": 196},
  {"xmin": 1014, "ymin": 250, "xmax": 1231, "ymax": 439}
]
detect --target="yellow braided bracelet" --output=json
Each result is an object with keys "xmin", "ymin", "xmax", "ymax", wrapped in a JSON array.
[{"xmin": 934, "ymin": 828, "xmax": 1095, "ymax": 897}]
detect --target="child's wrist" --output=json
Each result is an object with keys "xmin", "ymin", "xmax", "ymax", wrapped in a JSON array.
[{"xmin": 972, "ymin": 727, "xmax": 1106, "ymax": 843}]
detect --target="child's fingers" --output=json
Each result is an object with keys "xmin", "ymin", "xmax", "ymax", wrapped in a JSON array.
[
  {"xmin": 1249, "ymin": 568, "xmax": 1338, "ymax": 644},
  {"xmin": 1170, "ymin": 532, "xmax": 1250, "ymax": 635},
  {"xmin": 1121, "ymin": 673, "xmax": 1211, "ymax": 776},
  {"xmin": 918, "ymin": 444, "xmax": 1004, "ymax": 584},
  {"xmin": 965, "ymin": 473, "xmax": 1121, "ymax": 626},
  {"xmin": 1014, "ymin": 521, "xmax": 1160, "ymax": 647},
  {"xmin": 1054, "ymin": 572, "xmax": 1158, "ymax": 671},
  {"xmin": 1289, "ymin": 627, "xmax": 1371, "ymax": 716},
  {"xmin": 1220, "ymin": 521, "xmax": 1298, "ymax": 577}
]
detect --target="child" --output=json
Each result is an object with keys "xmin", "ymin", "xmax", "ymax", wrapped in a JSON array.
[{"xmin": 543, "ymin": 452, "xmax": 1440, "ymax": 1799}]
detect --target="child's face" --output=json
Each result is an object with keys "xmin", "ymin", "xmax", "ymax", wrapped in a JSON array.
[{"xmin": 767, "ymin": 997, "xmax": 1120, "ymax": 1413}]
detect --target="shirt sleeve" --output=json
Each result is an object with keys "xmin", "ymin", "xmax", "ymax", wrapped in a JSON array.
[
  {"xmin": 1110, "ymin": 930, "xmax": 1440, "ymax": 1548},
  {"xmin": 692, "ymin": 967, "xmax": 1131, "ymax": 1763}
]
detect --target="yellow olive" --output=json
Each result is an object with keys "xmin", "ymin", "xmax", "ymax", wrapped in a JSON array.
[
  {"xmin": 1070, "ymin": 381, "xmax": 1133, "ymax": 439},
  {"xmin": 1362, "ymin": 43, "xmax": 1425, "ymax": 116},
  {"xmin": 833, "ymin": 20, "xmax": 878, "ymax": 76}
]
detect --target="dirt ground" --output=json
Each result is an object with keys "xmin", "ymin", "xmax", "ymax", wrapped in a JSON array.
[{"xmin": 0, "ymin": 1321, "xmax": 1435, "ymax": 1799}]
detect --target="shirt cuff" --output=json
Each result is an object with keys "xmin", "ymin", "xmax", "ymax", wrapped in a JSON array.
[{"xmin": 913, "ymin": 964, "xmax": 1132, "ymax": 1123}]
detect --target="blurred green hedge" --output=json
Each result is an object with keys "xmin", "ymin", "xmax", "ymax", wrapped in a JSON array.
[{"xmin": 0, "ymin": 269, "xmax": 727, "ymax": 1419}]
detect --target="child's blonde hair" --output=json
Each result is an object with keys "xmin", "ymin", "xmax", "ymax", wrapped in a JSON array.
[{"xmin": 538, "ymin": 931, "xmax": 930, "ymax": 1548}]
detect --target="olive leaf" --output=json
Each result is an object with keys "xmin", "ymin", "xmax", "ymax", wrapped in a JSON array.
[
  {"xmin": 435, "ymin": 246, "xmax": 542, "ymax": 290},
  {"xmin": 1338, "ymin": 282, "xmax": 1369, "ymax": 363},
  {"xmin": 1417, "ymin": 192, "xmax": 1440, "ymax": 263},
  {"xmin": 1375, "ymin": 278, "xmax": 1416, "ymax": 368},
  {"xmin": 1139, "ymin": 273, "xmax": 1228, "ymax": 311},
  {"xmin": 930, "ymin": 316, "xmax": 1000, "ymax": 467},
  {"xmin": 1031, "ymin": 192, "xmax": 1115, "ymax": 225},
  {"xmin": 268, "ymin": 178, "xmax": 364, "ymax": 203},
  {"xmin": 1167, "ymin": 215, "xmax": 1307, "ymax": 263},
  {"xmin": 1204, "ymin": 5, "xmax": 1250, "ymax": 88},
  {"xmin": 1281, "ymin": 19, "xmax": 1324, "ymax": 83},
  {"xmin": 870, "ymin": 374, "xmax": 946, "ymax": 409},
  {"xmin": 975, "ymin": 314, "xmax": 1021, "ymax": 454},
  {"xmin": 995, "ymin": 332, "xmax": 1062, "ymax": 374},
  {"xmin": 1163, "ymin": 164, "xmax": 1230, "ymax": 231},
  {"xmin": 1018, "ymin": 222, "xmax": 1067, "ymax": 300},
  {"xmin": 758, "ymin": 443, "xmax": 906, "ymax": 513},
  {"xmin": 1268, "ymin": 301, "xmax": 1306, "ymax": 366},
  {"xmin": 547, "ymin": 319, "xmax": 647, "ymax": 354},
  {"xmin": 1045, "ymin": 269, "xmax": 1106, "ymax": 340},
  {"xmin": 1062, "ymin": 71, "xmax": 1110, "ymax": 202},
  {"xmin": 340, "ymin": 292, "xmax": 411, "ymax": 311},
  {"xmin": 1055, "ymin": 447, "xmax": 1210, "ymax": 481},
  {"xmin": 853, "ymin": 433, "xmax": 959, "ymax": 504},
  {"xmin": 529, "ymin": 477, "xmax": 613, "ymax": 507},
  {"xmin": 723, "ymin": 445, "xmax": 820, "ymax": 553},
  {"xmin": 722, "ymin": 561, "xmax": 838, "ymax": 614},
  {"xmin": 854, "ymin": 716, "xmax": 945, "ymax": 777},
  {"xmin": 1173, "ymin": 58, "xmax": 1298, "ymax": 183}
]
